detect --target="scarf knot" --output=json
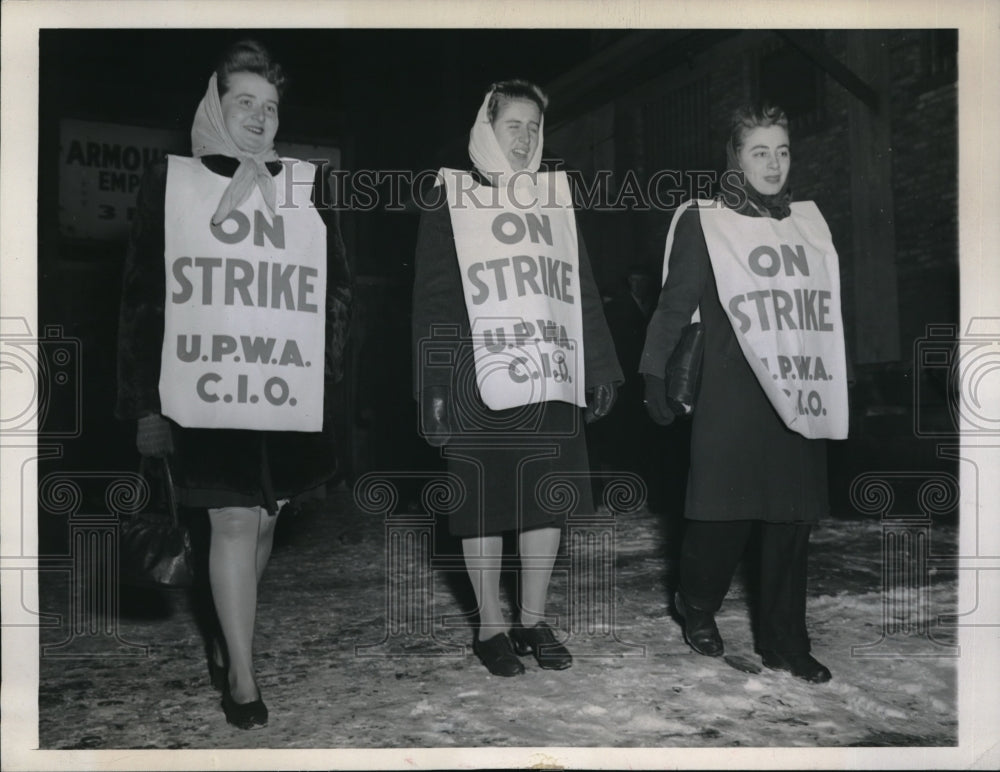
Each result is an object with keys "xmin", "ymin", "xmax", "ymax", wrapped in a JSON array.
[{"xmin": 190, "ymin": 72, "xmax": 280, "ymax": 225}]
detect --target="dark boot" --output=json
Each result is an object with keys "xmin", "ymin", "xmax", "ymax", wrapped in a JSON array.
[{"xmin": 675, "ymin": 591, "xmax": 724, "ymax": 657}]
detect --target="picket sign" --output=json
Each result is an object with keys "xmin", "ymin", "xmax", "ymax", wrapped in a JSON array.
[
  {"xmin": 661, "ymin": 199, "xmax": 848, "ymax": 439},
  {"xmin": 441, "ymin": 168, "xmax": 586, "ymax": 411},
  {"xmin": 159, "ymin": 155, "xmax": 327, "ymax": 431}
]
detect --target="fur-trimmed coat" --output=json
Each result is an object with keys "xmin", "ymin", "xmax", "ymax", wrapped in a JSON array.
[{"xmin": 116, "ymin": 155, "xmax": 352, "ymax": 511}]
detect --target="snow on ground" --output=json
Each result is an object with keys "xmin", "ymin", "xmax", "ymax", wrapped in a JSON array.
[{"xmin": 37, "ymin": 488, "xmax": 958, "ymax": 750}]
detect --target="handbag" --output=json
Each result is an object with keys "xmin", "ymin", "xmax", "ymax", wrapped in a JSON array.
[
  {"xmin": 663, "ymin": 321, "xmax": 705, "ymax": 416},
  {"xmin": 118, "ymin": 456, "xmax": 195, "ymax": 588}
]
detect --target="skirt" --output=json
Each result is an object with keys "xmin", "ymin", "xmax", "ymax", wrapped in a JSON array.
[{"xmin": 441, "ymin": 400, "xmax": 593, "ymax": 537}]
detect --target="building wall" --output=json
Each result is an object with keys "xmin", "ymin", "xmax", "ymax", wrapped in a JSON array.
[
  {"xmin": 547, "ymin": 29, "xmax": 958, "ymax": 366},
  {"xmin": 545, "ymin": 29, "xmax": 958, "ymax": 479},
  {"xmin": 886, "ymin": 31, "xmax": 960, "ymax": 357}
]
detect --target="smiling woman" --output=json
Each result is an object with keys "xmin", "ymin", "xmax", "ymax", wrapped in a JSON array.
[
  {"xmin": 640, "ymin": 103, "xmax": 846, "ymax": 685},
  {"xmin": 115, "ymin": 38, "xmax": 352, "ymax": 731},
  {"xmin": 220, "ymin": 71, "xmax": 280, "ymax": 154},
  {"xmin": 412, "ymin": 79, "xmax": 623, "ymax": 678},
  {"xmin": 736, "ymin": 124, "xmax": 790, "ymax": 196},
  {"xmin": 487, "ymin": 84, "xmax": 544, "ymax": 171}
]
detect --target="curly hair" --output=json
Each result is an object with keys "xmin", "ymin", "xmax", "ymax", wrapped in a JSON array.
[
  {"xmin": 215, "ymin": 39, "xmax": 287, "ymax": 100},
  {"xmin": 486, "ymin": 79, "xmax": 549, "ymax": 124}
]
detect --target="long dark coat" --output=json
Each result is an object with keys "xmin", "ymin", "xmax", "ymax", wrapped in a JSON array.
[
  {"xmin": 116, "ymin": 155, "xmax": 352, "ymax": 513},
  {"xmin": 412, "ymin": 185, "xmax": 623, "ymax": 537},
  {"xmin": 639, "ymin": 205, "xmax": 829, "ymax": 523}
]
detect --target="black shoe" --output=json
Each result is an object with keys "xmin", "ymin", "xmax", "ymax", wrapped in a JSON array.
[
  {"xmin": 674, "ymin": 592, "xmax": 724, "ymax": 657},
  {"xmin": 510, "ymin": 622, "xmax": 573, "ymax": 670},
  {"xmin": 221, "ymin": 681, "xmax": 268, "ymax": 729},
  {"xmin": 760, "ymin": 651, "xmax": 832, "ymax": 683},
  {"xmin": 472, "ymin": 632, "xmax": 525, "ymax": 677}
]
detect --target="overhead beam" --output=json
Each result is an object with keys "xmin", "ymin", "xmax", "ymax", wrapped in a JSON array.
[
  {"xmin": 544, "ymin": 30, "xmax": 739, "ymax": 128},
  {"xmin": 544, "ymin": 30, "xmax": 691, "ymax": 118},
  {"xmin": 406, "ymin": 31, "xmax": 732, "ymax": 210},
  {"xmin": 778, "ymin": 30, "xmax": 881, "ymax": 111}
]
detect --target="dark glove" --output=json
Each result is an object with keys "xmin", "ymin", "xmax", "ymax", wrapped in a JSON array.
[
  {"xmin": 420, "ymin": 385, "xmax": 451, "ymax": 447},
  {"xmin": 584, "ymin": 382, "xmax": 618, "ymax": 423},
  {"xmin": 136, "ymin": 413, "xmax": 174, "ymax": 457},
  {"xmin": 643, "ymin": 374, "xmax": 676, "ymax": 426}
]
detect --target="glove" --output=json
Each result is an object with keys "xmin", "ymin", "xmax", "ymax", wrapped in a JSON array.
[
  {"xmin": 643, "ymin": 374, "xmax": 676, "ymax": 426},
  {"xmin": 136, "ymin": 413, "xmax": 174, "ymax": 457},
  {"xmin": 584, "ymin": 382, "xmax": 618, "ymax": 423},
  {"xmin": 420, "ymin": 385, "xmax": 452, "ymax": 447}
]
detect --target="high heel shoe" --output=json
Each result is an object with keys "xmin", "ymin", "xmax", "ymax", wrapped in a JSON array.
[
  {"xmin": 221, "ymin": 680, "xmax": 268, "ymax": 729},
  {"xmin": 510, "ymin": 622, "xmax": 573, "ymax": 670}
]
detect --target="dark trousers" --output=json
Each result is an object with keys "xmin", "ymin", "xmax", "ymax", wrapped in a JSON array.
[{"xmin": 679, "ymin": 519, "xmax": 812, "ymax": 653}]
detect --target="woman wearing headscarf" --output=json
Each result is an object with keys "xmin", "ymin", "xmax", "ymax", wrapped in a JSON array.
[
  {"xmin": 412, "ymin": 80, "xmax": 623, "ymax": 676},
  {"xmin": 116, "ymin": 40, "xmax": 352, "ymax": 726},
  {"xmin": 640, "ymin": 104, "xmax": 848, "ymax": 683}
]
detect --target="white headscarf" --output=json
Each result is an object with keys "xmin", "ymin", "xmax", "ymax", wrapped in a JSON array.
[
  {"xmin": 467, "ymin": 87, "xmax": 545, "ymax": 184},
  {"xmin": 191, "ymin": 72, "xmax": 280, "ymax": 225}
]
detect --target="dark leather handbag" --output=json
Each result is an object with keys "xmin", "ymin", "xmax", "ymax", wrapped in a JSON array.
[
  {"xmin": 664, "ymin": 321, "xmax": 705, "ymax": 416},
  {"xmin": 118, "ymin": 457, "xmax": 195, "ymax": 588}
]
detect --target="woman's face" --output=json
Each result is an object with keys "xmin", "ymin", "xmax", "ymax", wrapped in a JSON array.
[
  {"xmin": 736, "ymin": 124, "xmax": 790, "ymax": 195},
  {"xmin": 491, "ymin": 98, "xmax": 541, "ymax": 171},
  {"xmin": 220, "ymin": 71, "xmax": 279, "ymax": 153}
]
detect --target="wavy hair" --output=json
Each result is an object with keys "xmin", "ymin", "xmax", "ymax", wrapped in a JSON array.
[
  {"xmin": 725, "ymin": 103, "xmax": 789, "ymax": 166},
  {"xmin": 215, "ymin": 39, "xmax": 287, "ymax": 99}
]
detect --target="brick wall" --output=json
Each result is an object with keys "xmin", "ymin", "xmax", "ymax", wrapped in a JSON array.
[
  {"xmin": 585, "ymin": 29, "xmax": 958, "ymax": 369},
  {"xmin": 552, "ymin": 30, "xmax": 960, "ymax": 476},
  {"xmin": 886, "ymin": 31, "xmax": 960, "ymax": 355}
]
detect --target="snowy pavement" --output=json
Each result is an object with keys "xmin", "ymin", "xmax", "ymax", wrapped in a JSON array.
[{"xmin": 37, "ymin": 486, "xmax": 959, "ymax": 751}]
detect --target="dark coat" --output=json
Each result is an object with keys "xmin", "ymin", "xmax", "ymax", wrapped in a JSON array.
[
  {"xmin": 412, "ymin": 185, "xmax": 623, "ymax": 536},
  {"xmin": 116, "ymin": 155, "xmax": 352, "ymax": 512},
  {"xmin": 639, "ymin": 205, "xmax": 828, "ymax": 523},
  {"xmin": 589, "ymin": 287, "xmax": 652, "ymax": 454}
]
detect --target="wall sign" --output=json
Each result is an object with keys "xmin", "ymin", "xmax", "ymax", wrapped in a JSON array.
[
  {"xmin": 58, "ymin": 119, "xmax": 187, "ymax": 241},
  {"xmin": 58, "ymin": 120, "xmax": 341, "ymax": 242}
]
